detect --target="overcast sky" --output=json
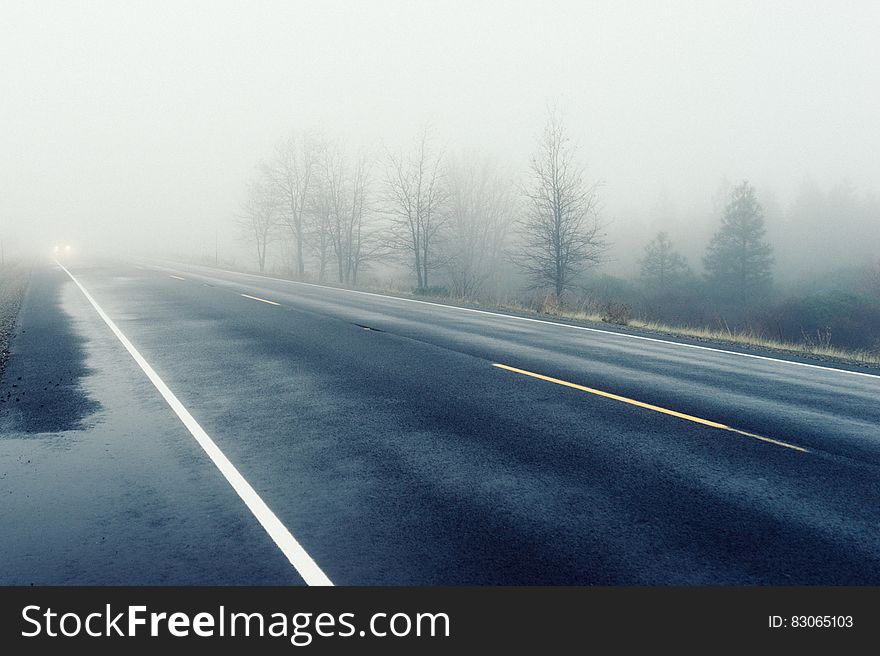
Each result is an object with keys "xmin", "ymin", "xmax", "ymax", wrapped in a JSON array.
[{"xmin": 2, "ymin": 0, "xmax": 878, "ymax": 259}]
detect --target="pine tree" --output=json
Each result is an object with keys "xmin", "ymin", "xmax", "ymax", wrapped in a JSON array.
[
  {"xmin": 639, "ymin": 231, "xmax": 688, "ymax": 292},
  {"xmin": 703, "ymin": 181, "xmax": 773, "ymax": 302}
]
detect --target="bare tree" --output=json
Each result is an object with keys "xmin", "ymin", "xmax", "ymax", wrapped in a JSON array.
[
  {"xmin": 514, "ymin": 112, "xmax": 606, "ymax": 302},
  {"xmin": 262, "ymin": 133, "xmax": 316, "ymax": 278},
  {"xmin": 345, "ymin": 157, "xmax": 381, "ymax": 285},
  {"xmin": 237, "ymin": 178, "xmax": 279, "ymax": 272},
  {"xmin": 307, "ymin": 144, "xmax": 333, "ymax": 283},
  {"xmin": 318, "ymin": 144, "xmax": 376, "ymax": 285},
  {"xmin": 442, "ymin": 156, "xmax": 514, "ymax": 298},
  {"xmin": 383, "ymin": 128, "xmax": 447, "ymax": 289}
]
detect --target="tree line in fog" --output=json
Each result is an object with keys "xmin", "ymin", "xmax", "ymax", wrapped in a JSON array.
[{"xmin": 237, "ymin": 113, "xmax": 880, "ymax": 353}]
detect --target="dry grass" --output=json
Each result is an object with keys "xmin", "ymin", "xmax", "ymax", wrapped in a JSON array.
[
  {"xmin": 495, "ymin": 301, "xmax": 880, "ymax": 368},
  {"xmin": 622, "ymin": 319, "xmax": 880, "ymax": 367},
  {"xmin": 0, "ymin": 262, "xmax": 30, "ymax": 380}
]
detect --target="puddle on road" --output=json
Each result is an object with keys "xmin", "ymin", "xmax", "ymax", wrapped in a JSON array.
[{"xmin": 0, "ymin": 269, "xmax": 101, "ymax": 435}]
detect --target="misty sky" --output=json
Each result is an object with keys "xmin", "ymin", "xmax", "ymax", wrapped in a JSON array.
[{"xmin": 2, "ymin": 1, "xmax": 878, "ymax": 265}]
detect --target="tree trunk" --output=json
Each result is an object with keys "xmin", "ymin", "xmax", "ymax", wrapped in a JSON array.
[
  {"xmin": 257, "ymin": 241, "xmax": 266, "ymax": 272},
  {"xmin": 295, "ymin": 218, "xmax": 304, "ymax": 277}
]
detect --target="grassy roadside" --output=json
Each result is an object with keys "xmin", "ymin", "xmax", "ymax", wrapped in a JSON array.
[
  {"xmin": 314, "ymin": 281, "xmax": 880, "ymax": 369},
  {"xmin": 489, "ymin": 300, "xmax": 880, "ymax": 368},
  {"xmin": 173, "ymin": 257, "xmax": 880, "ymax": 370},
  {"xmin": 359, "ymin": 288, "xmax": 880, "ymax": 370},
  {"xmin": 0, "ymin": 262, "xmax": 31, "ymax": 382}
]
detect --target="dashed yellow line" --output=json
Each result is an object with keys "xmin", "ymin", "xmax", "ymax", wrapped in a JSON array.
[
  {"xmin": 240, "ymin": 293, "xmax": 280, "ymax": 306},
  {"xmin": 492, "ymin": 363, "xmax": 808, "ymax": 453}
]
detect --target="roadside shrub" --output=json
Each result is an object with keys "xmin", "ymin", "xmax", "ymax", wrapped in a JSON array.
[
  {"xmin": 773, "ymin": 291, "xmax": 880, "ymax": 350},
  {"xmin": 801, "ymin": 326, "xmax": 833, "ymax": 352},
  {"xmin": 602, "ymin": 302, "xmax": 631, "ymax": 326},
  {"xmin": 412, "ymin": 285, "xmax": 449, "ymax": 297},
  {"xmin": 538, "ymin": 292, "xmax": 560, "ymax": 315}
]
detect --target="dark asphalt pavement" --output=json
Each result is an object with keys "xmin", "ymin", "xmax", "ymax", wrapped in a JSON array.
[{"xmin": 2, "ymin": 258, "xmax": 880, "ymax": 584}]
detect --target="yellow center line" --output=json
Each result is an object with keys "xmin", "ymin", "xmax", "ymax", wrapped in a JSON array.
[
  {"xmin": 240, "ymin": 293, "xmax": 280, "ymax": 306},
  {"xmin": 169, "ymin": 275, "xmax": 186, "ymax": 281},
  {"xmin": 492, "ymin": 363, "xmax": 808, "ymax": 453}
]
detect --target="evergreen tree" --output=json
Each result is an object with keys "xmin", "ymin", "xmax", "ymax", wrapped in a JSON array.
[
  {"xmin": 639, "ymin": 231, "xmax": 688, "ymax": 292},
  {"xmin": 703, "ymin": 181, "xmax": 773, "ymax": 302}
]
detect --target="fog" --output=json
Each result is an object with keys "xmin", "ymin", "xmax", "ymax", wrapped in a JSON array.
[{"xmin": 2, "ymin": 2, "xmax": 878, "ymax": 293}]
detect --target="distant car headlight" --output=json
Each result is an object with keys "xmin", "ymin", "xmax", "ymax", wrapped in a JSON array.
[
  {"xmin": 54, "ymin": 245, "xmax": 60, "ymax": 254},
  {"xmin": 65, "ymin": 245, "xmax": 71, "ymax": 252}
]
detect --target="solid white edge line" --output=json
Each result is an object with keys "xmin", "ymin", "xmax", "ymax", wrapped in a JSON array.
[
  {"xmin": 149, "ymin": 260, "xmax": 880, "ymax": 381},
  {"xmin": 56, "ymin": 260, "xmax": 333, "ymax": 587}
]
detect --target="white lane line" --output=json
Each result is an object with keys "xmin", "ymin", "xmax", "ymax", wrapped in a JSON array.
[
  {"xmin": 169, "ymin": 275, "xmax": 186, "ymax": 281},
  {"xmin": 159, "ymin": 262, "xmax": 880, "ymax": 381},
  {"xmin": 240, "ymin": 293, "xmax": 280, "ymax": 306},
  {"xmin": 56, "ymin": 260, "xmax": 333, "ymax": 587}
]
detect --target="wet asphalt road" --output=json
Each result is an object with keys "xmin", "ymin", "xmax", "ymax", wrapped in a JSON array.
[{"xmin": 2, "ymin": 258, "xmax": 880, "ymax": 585}]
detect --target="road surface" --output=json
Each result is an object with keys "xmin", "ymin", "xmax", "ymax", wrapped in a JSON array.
[{"xmin": 2, "ymin": 258, "xmax": 879, "ymax": 585}]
